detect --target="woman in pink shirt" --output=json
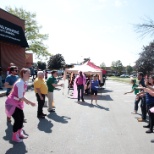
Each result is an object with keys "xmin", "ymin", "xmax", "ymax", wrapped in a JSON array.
[
  {"xmin": 75, "ymin": 71, "xmax": 86, "ymax": 102},
  {"xmin": 5, "ymin": 68, "xmax": 36, "ymax": 142}
]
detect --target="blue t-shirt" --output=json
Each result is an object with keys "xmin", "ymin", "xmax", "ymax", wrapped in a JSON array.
[
  {"xmin": 91, "ymin": 80, "xmax": 99, "ymax": 91},
  {"xmin": 145, "ymin": 93, "xmax": 154, "ymax": 105},
  {"xmin": 5, "ymin": 75, "xmax": 19, "ymax": 94}
]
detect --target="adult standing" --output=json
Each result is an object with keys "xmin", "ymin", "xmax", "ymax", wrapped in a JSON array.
[
  {"xmin": 136, "ymin": 72, "xmax": 146, "ymax": 122},
  {"xmin": 7, "ymin": 62, "xmax": 15, "ymax": 75},
  {"xmin": 90, "ymin": 75, "xmax": 100, "ymax": 104},
  {"xmin": 34, "ymin": 71, "xmax": 48, "ymax": 118},
  {"xmin": 4, "ymin": 66, "xmax": 19, "ymax": 122},
  {"xmin": 46, "ymin": 70, "xmax": 63, "ymax": 112},
  {"xmin": 5, "ymin": 68, "xmax": 36, "ymax": 142},
  {"xmin": 75, "ymin": 71, "xmax": 86, "ymax": 102}
]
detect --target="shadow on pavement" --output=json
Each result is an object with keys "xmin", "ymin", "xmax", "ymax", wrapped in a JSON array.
[
  {"xmin": 84, "ymin": 95, "xmax": 113, "ymax": 101},
  {"xmin": 94, "ymin": 104, "xmax": 110, "ymax": 111},
  {"xmin": 47, "ymin": 112, "xmax": 71, "ymax": 124},
  {"xmin": 5, "ymin": 142, "xmax": 28, "ymax": 154},
  {"xmin": 37, "ymin": 118, "xmax": 53, "ymax": 133},
  {"xmin": 68, "ymin": 95, "xmax": 113, "ymax": 101},
  {"xmin": 77, "ymin": 101, "xmax": 109, "ymax": 111},
  {"xmin": 101, "ymin": 89, "xmax": 113, "ymax": 93},
  {"xmin": 3, "ymin": 123, "xmax": 28, "ymax": 154},
  {"xmin": 3, "ymin": 122, "xmax": 12, "ymax": 142}
]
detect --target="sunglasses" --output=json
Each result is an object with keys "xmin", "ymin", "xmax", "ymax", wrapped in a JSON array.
[{"xmin": 14, "ymin": 70, "xmax": 18, "ymax": 72}]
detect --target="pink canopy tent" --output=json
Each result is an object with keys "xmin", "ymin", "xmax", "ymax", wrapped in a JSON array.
[
  {"xmin": 84, "ymin": 61, "xmax": 107, "ymax": 75},
  {"xmin": 63, "ymin": 64, "xmax": 102, "ymax": 97}
]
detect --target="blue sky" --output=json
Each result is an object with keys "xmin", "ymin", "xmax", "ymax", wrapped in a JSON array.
[{"xmin": 1, "ymin": 0, "xmax": 154, "ymax": 66}]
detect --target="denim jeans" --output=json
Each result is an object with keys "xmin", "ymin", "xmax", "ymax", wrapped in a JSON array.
[
  {"xmin": 134, "ymin": 97, "xmax": 141, "ymax": 111},
  {"xmin": 77, "ymin": 85, "xmax": 84, "ymax": 101},
  {"xmin": 0, "ymin": 75, "xmax": 2, "ymax": 88},
  {"xmin": 141, "ymin": 96, "xmax": 146, "ymax": 120}
]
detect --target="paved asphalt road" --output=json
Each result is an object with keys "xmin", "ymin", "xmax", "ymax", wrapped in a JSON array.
[{"xmin": 0, "ymin": 80, "xmax": 154, "ymax": 154}]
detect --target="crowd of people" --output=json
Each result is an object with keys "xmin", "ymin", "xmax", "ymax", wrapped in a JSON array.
[
  {"xmin": 124, "ymin": 72, "xmax": 154, "ymax": 143},
  {"xmin": 1, "ymin": 63, "xmax": 154, "ymax": 143},
  {"xmin": 2, "ymin": 63, "xmax": 63, "ymax": 142},
  {"xmin": 68, "ymin": 71, "xmax": 105, "ymax": 104}
]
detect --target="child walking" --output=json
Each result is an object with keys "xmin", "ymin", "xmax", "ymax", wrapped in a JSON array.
[
  {"xmin": 90, "ymin": 75, "xmax": 99, "ymax": 104},
  {"xmin": 124, "ymin": 78, "xmax": 140, "ymax": 114}
]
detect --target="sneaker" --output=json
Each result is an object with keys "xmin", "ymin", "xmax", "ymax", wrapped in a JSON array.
[
  {"xmin": 37, "ymin": 115, "xmax": 45, "ymax": 119},
  {"xmin": 137, "ymin": 118, "xmax": 146, "ymax": 122},
  {"xmin": 42, "ymin": 113, "xmax": 47, "ymax": 116},
  {"xmin": 12, "ymin": 132, "xmax": 23, "ymax": 142},
  {"xmin": 48, "ymin": 109, "xmax": 55, "ymax": 112},
  {"xmin": 143, "ymin": 125, "xmax": 150, "ymax": 128},
  {"xmin": 146, "ymin": 129, "xmax": 153, "ymax": 133},
  {"xmin": 18, "ymin": 129, "xmax": 28, "ymax": 139},
  {"xmin": 131, "ymin": 111, "xmax": 137, "ymax": 114}
]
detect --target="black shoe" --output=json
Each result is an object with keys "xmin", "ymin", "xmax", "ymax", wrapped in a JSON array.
[
  {"xmin": 37, "ymin": 115, "xmax": 45, "ymax": 119},
  {"xmin": 143, "ymin": 125, "xmax": 150, "ymax": 128},
  {"xmin": 42, "ymin": 113, "xmax": 47, "ymax": 116},
  {"xmin": 151, "ymin": 139, "xmax": 154, "ymax": 143},
  {"xmin": 23, "ymin": 119, "xmax": 27, "ymax": 123},
  {"xmin": 48, "ymin": 109, "xmax": 55, "ymax": 112},
  {"xmin": 146, "ymin": 130, "xmax": 153, "ymax": 133}
]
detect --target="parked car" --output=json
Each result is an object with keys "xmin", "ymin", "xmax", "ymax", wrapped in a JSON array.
[
  {"xmin": 120, "ymin": 74, "xmax": 129, "ymax": 78},
  {"xmin": 129, "ymin": 74, "xmax": 137, "ymax": 78}
]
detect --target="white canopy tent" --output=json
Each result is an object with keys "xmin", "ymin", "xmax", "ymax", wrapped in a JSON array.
[{"xmin": 64, "ymin": 64, "xmax": 102, "ymax": 82}]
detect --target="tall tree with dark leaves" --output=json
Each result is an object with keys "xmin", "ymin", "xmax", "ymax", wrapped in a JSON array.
[
  {"xmin": 135, "ymin": 42, "xmax": 154, "ymax": 75},
  {"xmin": 37, "ymin": 61, "xmax": 46, "ymax": 70},
  {"xmin": 48, "ymin": 54, "xmax": 65, "ymax": 70}
]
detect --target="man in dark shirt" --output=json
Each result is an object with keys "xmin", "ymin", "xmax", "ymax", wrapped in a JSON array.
[
  {"xmin": 5, "ymin": 66, "xmax": 19, "ymax": 96},
  {"xmin": 136, "ymin": 72, "xmax": 146, "ymax": 122}
]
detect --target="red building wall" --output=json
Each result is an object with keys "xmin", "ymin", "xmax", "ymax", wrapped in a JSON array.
[{"xmin": 0, "ymin": 8, "xmax": 26, "ymax": 72}]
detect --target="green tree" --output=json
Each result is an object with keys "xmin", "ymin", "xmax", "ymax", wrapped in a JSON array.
[
  {"xmin": 48, "ymin": 54, "xmax": 65, "ymax": 70},
  {"xmin": 5, "ymin": 7, "xmax": 51, "ymax": 57},
  {"xmin": 100, "ymin": 62, "xmax": 106, "ymax": 69},
  {"xmin": 37, "ymin": 61, "xmax": 46, "ymax": 70},
  {"xmin": 111, "ymin": 60, "xmax": 123, "ymax": 75},
  {"xmin": 135, "ymin": 42, "xmax": 154, "ymax": 75},
  {"xmin": 126, "ymin": 65, "xmax": 133, "ymax": 75}
]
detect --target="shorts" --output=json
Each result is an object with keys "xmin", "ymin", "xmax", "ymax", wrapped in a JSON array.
[{"xmin": 91, "ymin": 89, "xmax": 97, "ymax": 95}]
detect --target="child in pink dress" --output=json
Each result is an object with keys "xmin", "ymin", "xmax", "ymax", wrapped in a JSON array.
[{"xmin": 5, "ymin": 68, "xmax": 36, "ymax": 142}]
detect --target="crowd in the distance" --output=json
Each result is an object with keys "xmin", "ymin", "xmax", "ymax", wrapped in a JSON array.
[{"xmin": 124, "ymin": 72, "xmax": 154, "ymax": 143}]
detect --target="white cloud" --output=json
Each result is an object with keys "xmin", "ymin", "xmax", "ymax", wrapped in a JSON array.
[{"xmin": 115, "ymin": 0, "xmax": 127, "ymax": 7}]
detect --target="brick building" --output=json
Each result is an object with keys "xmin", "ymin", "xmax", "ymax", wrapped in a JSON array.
[{"xmin": 0, "ymin": 8, "xmax": 29, "ymax": 74}]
